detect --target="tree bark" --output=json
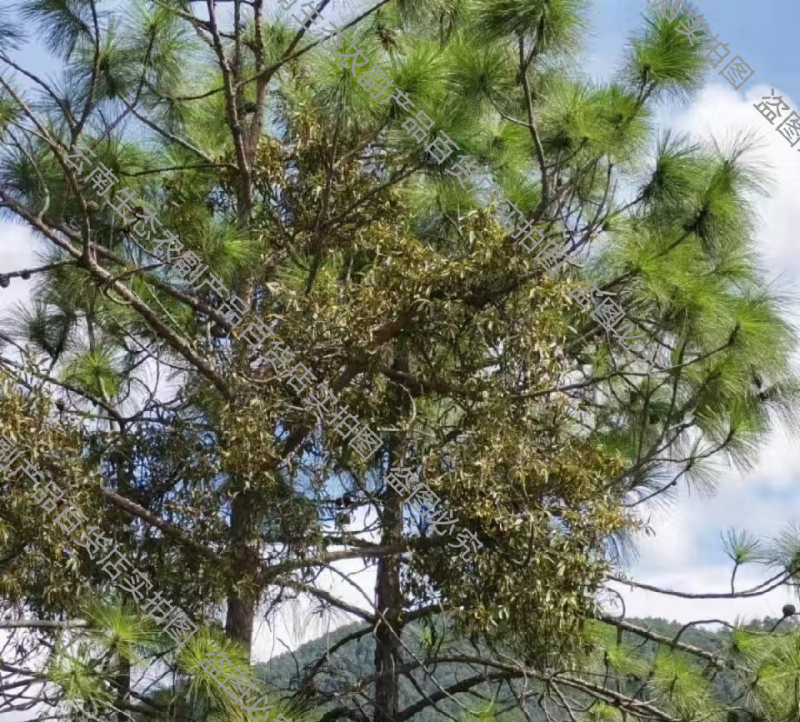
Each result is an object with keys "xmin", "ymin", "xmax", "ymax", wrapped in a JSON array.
[
  {"xmin": 114, "ymin": 654, "xmax": 131, "ymax": 722},
  {"xmin": 372, "ymin": 337, "xmax": 410, "ymax": 722},
  {"xmin": 225, "ymin": 489, "xmax": 259, "ymax": 656},
  {"xmin": 372, "ymin": 513, "xmax": 403, "ymax": 722}
]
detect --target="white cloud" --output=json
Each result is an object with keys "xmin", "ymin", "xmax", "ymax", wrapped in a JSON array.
[
  {"xmin": 0, "ymin": 222, "xmax": 40, "ymax": 315},
  {"xmin": 252, "ymin": 555, "xmax": 378, "ymax": 663},
  {"xmin": 251, "ymin": 503, "xmax": 380, "ymax": 662},
  {"xmin": 631, "ymin": 497, "xmax": 701, "ymax": 573},
  {"xmin": 667, "ymin": 80, "xmax": 800, "ymax": 279},
  {"xmin": 609, "ymin": 565, "xmax": 796, "ymax": 625},
  {"xmin": 622, "ymin": 80, "xmax": 800, "ymax": 623},
  {"xmin": 0, "ymin": 220, "xmax": 185, "ymax": 413}
]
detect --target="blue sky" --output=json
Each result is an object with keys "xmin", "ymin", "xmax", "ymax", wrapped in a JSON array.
[
  {"xmin": 582, "ymin": 0, "xmax": 800, "ymax": 624},
  {"xmin": 2, "ymin": 1, "xmax": 800, "ymax": 688},
  {"xmin": 587, "ymin": 0, "xmax": 800, "ymax": 99}
]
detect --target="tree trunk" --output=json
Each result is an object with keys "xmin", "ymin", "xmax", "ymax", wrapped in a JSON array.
[
  {"xmin": 373, "ymin": 337, "xmax": 410, "ymax": 722},
  {"xmin": 225, "ymin": 489, "xmax": 259, "ymax": 656},
  {"xmin": 110, "ymin": 646, "xmax": 131, "ymax": 722},
  {"xmin": 373, "ymin": 511, "xmax": 403, "ymax": 722}
]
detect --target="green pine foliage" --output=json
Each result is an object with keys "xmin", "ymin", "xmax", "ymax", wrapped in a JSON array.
[{"xmin": 1, "ymin": 0, "xmax": 799, "ymax": 721}]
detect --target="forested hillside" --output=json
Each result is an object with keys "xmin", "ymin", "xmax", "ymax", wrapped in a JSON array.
[{"xmin": 257, "ymin": 616, "xmax": 796, "ymax": 722}]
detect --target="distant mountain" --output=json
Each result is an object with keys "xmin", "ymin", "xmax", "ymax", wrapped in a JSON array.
[{"xmin": 255, "ymin": 616, "xmax": 789, "ymax": 722}]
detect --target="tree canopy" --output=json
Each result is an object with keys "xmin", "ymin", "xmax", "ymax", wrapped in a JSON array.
[{"xmin": 1, "ymin": 1, "xmax": 799, "ymax": 722}]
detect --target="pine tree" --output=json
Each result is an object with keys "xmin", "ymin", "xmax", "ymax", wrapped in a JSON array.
[{"xmin": 1, "ymin": 0, "xmax": 799, "ymax": 721}]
